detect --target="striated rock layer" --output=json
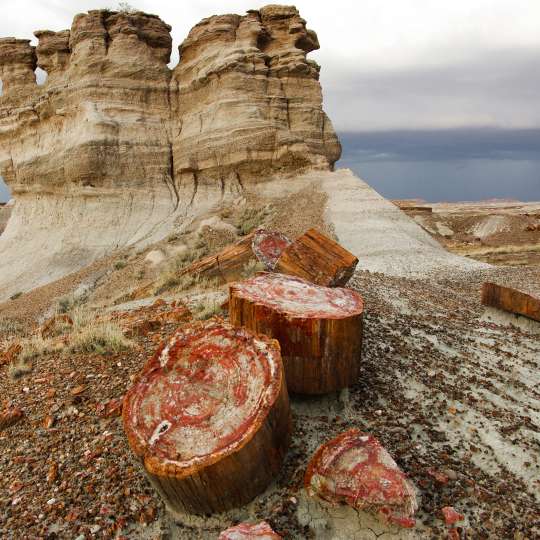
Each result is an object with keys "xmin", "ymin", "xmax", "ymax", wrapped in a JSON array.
[{"xmin": 0, "ymin": 6, "xmax": 340, "ymax": 299}]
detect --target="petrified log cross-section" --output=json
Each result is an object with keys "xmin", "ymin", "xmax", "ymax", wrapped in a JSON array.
[
  {"xmin": 304, "ymin": 429, "xmax": 418, "ymax": 528},
  {"xmin": 123, "ymin": 319, "xmax": 291, "ymax": 515},
  {"xmin": 275, "ymin": 228, "xmax": 358, "ymax": 286},
  {"xmin": 178, "ymin": 229, "xmax": 292, "ymax": 284},
  {"xmin": 481, "ymin": 282, "xmax": 540, "ymax": 322},
  {"xmin": 229, "ymin": 272, "xmax": 364, "ymax": 394}
]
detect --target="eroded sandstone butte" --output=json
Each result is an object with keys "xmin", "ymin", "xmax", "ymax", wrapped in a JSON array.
[{"xmin": 0, "ymin": 6, "xmax": 340, "ymax": 299}]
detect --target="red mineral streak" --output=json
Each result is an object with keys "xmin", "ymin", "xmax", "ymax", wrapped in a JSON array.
[
  {"xmin": 218, "ymin": 521, "xmax": 282, "ymax": 539},
  {"xmin": 123, "ymin": 320, "xmax": 283, "ymax": 478},
  {"xmin": 305, "ymin": 429, "xmax": 417, "ymax": 529},
  {"xmin": 442, "ymin": 506, "xmax": 464, "ymax": 526},
  {"xmin": 252, "ymin": 230, "xmax": 292, "ymax": 271},
  {"xmin": 231, "ymin": 272, "xmax": 364, "ymax": 319}
]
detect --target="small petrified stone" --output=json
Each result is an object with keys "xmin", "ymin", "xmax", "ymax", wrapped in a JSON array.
[
  {"xmin": 305, "ymin": 429, "xmax": 418, "ymax": 528},
  {"xmin": 229, "ymin": 272, "xmax": 364, "ymax": 394},
  {"xmin": 0, "ymin": 407, "xmax": 24, "ymax": 431},
  {"xmin": 218, "ymin": 521, "xmax": 282, "ymax": 539},
  {"xmin": 123, "ymin": 319, "xmax": 291, "ymax": 515}
]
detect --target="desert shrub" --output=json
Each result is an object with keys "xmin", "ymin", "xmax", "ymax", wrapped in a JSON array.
[
  {"xmin": 8, "ymin": 358, "xmax": 32, "ymax": 380},
  {"xmin": 10, "ymin": 292, "xmax": 22, "ymax": 301},
  {"xmin": 20, "ymin": 336, "xmax": 64, "ymax": 361},
  {"xmin": 192, "ymin": 298, "xmax": 223, "ymax": 320},
  {"xmin": 117, "ymin": 2, "xmax": 136, "ymax": 13},
  {"xmin": 114, "ymin": 260, "xmax": 127, "ymax": 270},
  {"xmin": 0, "ymin": 317, "xmax": 25, "ymax": 338},
  {"xmin": 235, "ymin": 205, "xmax": 272, "ymax": 236},
  {"xmin": 69, "ymin": 320, "xmax": 132, "ymax": 355}
]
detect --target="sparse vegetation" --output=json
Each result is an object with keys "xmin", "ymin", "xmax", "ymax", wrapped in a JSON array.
[
  {"xmin": 153, "ymin": 237, "xmax": 210, "ymax": 294},
  {"xmin": 8, "ymin": 358, "xmax": 32, "ymax": 380},
  {"xmin": 114, "ymin": 260, "xmax": 127, "ymax": 270},
  {"xmin": 58, "ymin": 294, "xmax": 77, "ymax": 314},
  {"xmin": 117, "ymin": 1, "xmax": 136, "ymax": 13},
  {"xmin": 235, "ymin": 205, "xmax": 272, "ymax": 235},
  {"xmin": 10, "ymin": 291, "xmax": 22, "ymax": 301},
  {"xmin": 69, "ymin": 320, "xmax": 132, "ymax": 355},
  {"xmin": 0, "ymin": 317, "xmax": 25, "ymax": 337},
  {"xmin": 192, "ymin": 297, "xmax": 223, "ymax": 320},
  {"xmin": 20, "ymin": 336, "xmax": 64, "ymax": 362},
  {"xmin": 241, "ymin": 258, "xmax": 265, "ymax": 278}
]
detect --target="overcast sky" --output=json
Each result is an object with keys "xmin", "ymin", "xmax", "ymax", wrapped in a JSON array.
[{"xmin": 1, "ymin": 0, "xmax": 539, "ymax": 131}]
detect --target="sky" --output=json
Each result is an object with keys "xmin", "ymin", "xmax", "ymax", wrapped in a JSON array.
[{"xmin": 1, "ymin": 0, "xmax": 539, "ymax": 201}]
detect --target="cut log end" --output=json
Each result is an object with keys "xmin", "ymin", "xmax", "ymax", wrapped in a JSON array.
[
  {"xmin": 305, "ymin": 429, "xmax": 418, "ymax": 529},
  {"xmin": 251, "ymin": 229, "xmax": 292, "ymax": 271},
  {"xmin": 123, "ymin": 319, "xmax": 291, "ymax": 515},
  {"xmin": 229, "ymin": 272, "xmax": 364, "ymax": 394},
  {"xmin": 275, "ymin": 228, "xmax": 358, "ymax": 287}
]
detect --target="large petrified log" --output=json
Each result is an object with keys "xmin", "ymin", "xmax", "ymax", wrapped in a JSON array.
[
  {"xmin": 122, "ymin": 319, "xmax": 291, "ymax": 515},
  {"xmin": 219, "ymin": 521, "xmax": 282, "ymax": 539},
  {"xmin": 275, "ymin": 228, "xmax": 358, "ymax": 286},
  {"xmin": 304, "ymin": 429, "xmax": 418, "ymax": 528},
  {"xmin": 178, "ymin": 229, "xmax": 292, "ymax": 284},
  {"xmin": 229, "ymin": 273, "xmax": 364, "ymax": 394},
  {"xmin": 481, "ymin": 282, "xmax": 540, "ymax": 322}
]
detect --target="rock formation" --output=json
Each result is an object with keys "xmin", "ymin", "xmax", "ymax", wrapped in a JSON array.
[{"xmin": 0, "ymin": 6, "xmax": 340, "ymax": 300}]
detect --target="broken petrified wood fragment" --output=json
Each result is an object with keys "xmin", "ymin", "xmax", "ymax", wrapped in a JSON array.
[
  {"xmin": 218, "ymin": 521, "xmax": 282, "ymax": 539},
  {"xmin": 275, "ymin": 228, "xmax": 358, "ymax": 286},
  {"xmin": 481, "ymin": 282, "xmax": 540, "ymax": 322},
  {"xmin": 0, "ymin": 407, "xmax": 24, "ymax": 431},
  {"xmin": 122, "ymin": 319, "xmax": 291, "ymax": 515},
  {"xmin": 229, "ymin": 273, "xmax": 364, "ymax": 394},
  {"xmin": 304, "ymin": 429, "xmax": 417, "ymax": 529}
]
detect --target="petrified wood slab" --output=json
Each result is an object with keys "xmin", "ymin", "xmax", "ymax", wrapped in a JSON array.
[
  {"xmin": 481, "ymin": 282, "xmax": 540, "ymax": 322},
  {"xmin": 305, "ymin": 429, "xmax": 418, "ymax": 528},
  {"xmin": 275, "ymin": 228, "xmax": 358, "ymax": 286},
  {"xmin": 219, "ymin": 521, "xmax": 282, "ymax": 539},
  {"xmin": 229, "ymin": 273, "xmax": 364, "ymax": 394},
  {"xmin": 122, "ymin": 319, "xmax": 291, "ymax": 515}
]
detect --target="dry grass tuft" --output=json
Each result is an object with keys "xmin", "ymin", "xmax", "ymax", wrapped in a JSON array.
[
  {"xmin": 69, "ymin": 320, "xmax": 132, "ymax": 355},
  {"xmin": 192, "ymin": 297, "xmax": 223, "ymax": 320},
  {"xmin": 235, "ymin": 205, "xmax": 272, "ymax": 236},
  {"xmin": 241, "ymin": 259, "xmax": 265, "ymax": 278}
]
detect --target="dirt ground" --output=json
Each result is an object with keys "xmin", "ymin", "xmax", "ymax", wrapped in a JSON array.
[{"xmin": 1, "ymin": 264, "xmax": 539, "ymax": 539}]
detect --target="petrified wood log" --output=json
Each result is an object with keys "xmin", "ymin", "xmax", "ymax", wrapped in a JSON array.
[
  {"xmin": 123, "ymin": 319, "xmax": 291, "ymax": 515},
  {"xmin": 304, "ymin": 429, "xmax": 418, "ymax": 528},
  {"xmin": 481, "ymin": 282, "xmax": 540, "ymax": 322},
  {"xmin": 219, "ymin": 521, "xmax": 282, "ymax": 539},
  {"xmin": 274, "ymin": 228, "xmax": 358, "ymax": 286},
  {"xmin": 229, "ymin": 272, "xmax": 364, "ymax": 394},
  {"xmin": 178, "ymin": 229, "xmax": 292, "ymax": 284}
]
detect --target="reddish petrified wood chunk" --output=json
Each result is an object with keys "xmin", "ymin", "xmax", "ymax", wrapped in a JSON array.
[
  {"xmin": 218, "ymin": 521, "xmax": 282, "ymax": 539},
  {"xmin": 229, "ymin": 272, "xmax": 364, "ymax": 394},
  {"xmin": 481, "ymin": 282, "xmax": 540, "ymax": 322},
  {"xmin": 275, "ymin": 228, "xmax": 358, "ymax": 286},
  {"xmin": 252, "ymin": 229, "xmax": 292, "ymax": 271},
  {"xmin": 442, "ymin": 506, "xmax": 463, "ymax": 526},
  {"xmin": 123, "ymin": 319, "xmax": 291, "ymax": 515},
  {"xmin": 0, "ymin": 407, "xmax": 24, "ymax": 431},
  {"xmin": 304, "ymin": 429, "xmax": 418, "ymax": 528}
]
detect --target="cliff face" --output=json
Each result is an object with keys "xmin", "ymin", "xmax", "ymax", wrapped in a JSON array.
[{"xmin": 0, "ymin": 6, "xmax": 340, "ymax": 299}]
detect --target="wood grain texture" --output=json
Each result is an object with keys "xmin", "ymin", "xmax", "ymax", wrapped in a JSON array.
[
  {"xmin": 229, "ymin": 273, "xmax": 364, "ymax": 394},
  {"xmin": 481, "ymin": 282, "xmax": 540, "ymax": 322},
  {"xmin": 275, "ymin": 228, "xmax": 358, "ymax": 286},
  {"xmin": 123, "ymin": 320, "xmax": 292, "ymax": 515}
]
